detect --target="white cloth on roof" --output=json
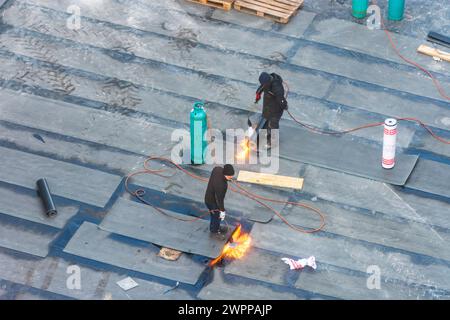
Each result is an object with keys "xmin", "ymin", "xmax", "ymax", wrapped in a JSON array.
[{"xmin": 282, "ymin": 256, "xmax": 317, "ymax": 270}]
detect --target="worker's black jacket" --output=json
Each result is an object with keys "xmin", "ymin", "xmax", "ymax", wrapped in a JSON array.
[
  {"xmin": 261, "ymin": 73, "xmax": 287, "ymax": 120},
  {"xmin": 204, "ymin": 167, "xmax": 228, "ymax": 212}
]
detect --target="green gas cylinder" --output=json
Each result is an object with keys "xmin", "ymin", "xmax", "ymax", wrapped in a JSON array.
[
  {"xmin": 190, "ymin": 101, "xmax": 208, "ymax": 165},
  {"xmin": 352, "ymin": 0, "xmax": 369, "ymax": 19},
  {"xmin": 388, "ymin": 0, "xmax": 405, "ymax": 21}
]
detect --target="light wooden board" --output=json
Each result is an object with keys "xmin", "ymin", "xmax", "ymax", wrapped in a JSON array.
[
  {"xmin": 417, "ymin": 45, "xmax": 450, "ymax": 62},
  {"xmin": 237, "ymin": 170, "xmax": 304, "ymax": 190}
]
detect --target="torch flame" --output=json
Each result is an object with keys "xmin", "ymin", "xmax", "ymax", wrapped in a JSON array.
[
  {"xmin": 236, "ymin": 139, "xmax": 250, "ymax": 160},
  {"xmin": 224, "ymin": 233, "xmax": 252, "ymax": 260},
  {"xmin": 209, "ymin": 225, "xmax": 252, "ymax": 266}
]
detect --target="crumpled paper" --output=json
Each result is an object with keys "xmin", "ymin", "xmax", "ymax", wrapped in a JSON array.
[{"xmin": 282, "ymin": 256, "xmax": 317, "ymax": 270}]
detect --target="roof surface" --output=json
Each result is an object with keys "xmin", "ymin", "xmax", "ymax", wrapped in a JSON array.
[{"xmin": 0, "ymin": 0, "xmax": 449, "ymax": 300}]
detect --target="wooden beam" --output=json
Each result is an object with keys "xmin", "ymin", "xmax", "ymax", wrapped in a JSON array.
[
  {"xmin": 237, "ymin": 170, "xmax": 304, "ymax": 190},
  {"xmin": 417, "ymin": 44, "xmax": 450, "ymax": 63}
]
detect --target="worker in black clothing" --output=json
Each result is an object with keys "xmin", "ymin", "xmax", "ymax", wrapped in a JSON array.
[
  {"xmin": 255, "ymin": 72, "xmax": 288, "ymax": 148},
  {"xmin": 204, "ymin": 164, "xmax": 235, "ymax": 238}
]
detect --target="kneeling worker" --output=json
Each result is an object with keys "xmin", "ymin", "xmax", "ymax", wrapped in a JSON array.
[{"xmin": 204, "ymin": 164, "xmax": 235, "ymax": 239}]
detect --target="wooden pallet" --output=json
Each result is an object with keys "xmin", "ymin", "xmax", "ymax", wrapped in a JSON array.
[
  {"xmin": 234, "ymin": 0, "xmax": 304, "ymax": 23},
  {"xmin": 186, "ymin": 0, "xmax": 235, "ymax": 11}
]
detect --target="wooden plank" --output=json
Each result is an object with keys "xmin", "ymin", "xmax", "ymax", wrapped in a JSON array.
[
  {"xmin": 245, "ymin": 0, "xmax": 303, "ymax": 12},
  {"xmin": 417, "ymin": 45, "xmax": 450, "ymax": 63},
  {"xmin": 237, "ymin": 170, "xmax": 304, "ymax": 190},
  {"xmin": 234, "ymin": 0, "xmax": 303, "ymax": 23},
  {"xmin": 186, "ymin": 0, "xmax": 234, "ymax": 11},
  {"xmin": 237, "ymin": 0, "xmax": 295, "ymax": 14},
  {"xmin": 235, "ymin": 1, "xmax": 290, "ymax": 19}
]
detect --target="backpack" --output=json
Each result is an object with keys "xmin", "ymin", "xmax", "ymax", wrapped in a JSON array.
[{"xmin": 271, "ymin": 73, "xmax": 288, "ymax": 110}]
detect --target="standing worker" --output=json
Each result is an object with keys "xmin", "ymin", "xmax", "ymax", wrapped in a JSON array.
[
  {"xmin": 255, "ymin": 72, "xmax": 288, "ymax": 148},
  {"xmin": 204, "ymin": 164, "xmax": 235, "ymax": 239}
]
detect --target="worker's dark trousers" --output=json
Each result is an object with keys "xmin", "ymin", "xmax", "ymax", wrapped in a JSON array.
[
  {"xmin": 263, "ymin": 115, "xmax": 282, "ymax": 145},
  {"xmin": 206, "ymin": 203, "xmax": 221, "ymax": 233}
]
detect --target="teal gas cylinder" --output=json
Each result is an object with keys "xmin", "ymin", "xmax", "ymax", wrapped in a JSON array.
[
  {"xmin": 352, "ymin": 0, "xmax": 369, "ymax": 19},
  {"xmin": 388, "ymin": 0, "xmax": 405, "ymax": 21},
  {"xmin": 190, "ymin": 102, "xmax": 208, "ymax": 165}
]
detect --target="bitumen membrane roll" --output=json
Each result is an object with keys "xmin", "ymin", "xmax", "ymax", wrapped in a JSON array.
[{"xmin": 36, "ymin": 178, "xmax": 57, "ymax": 217}]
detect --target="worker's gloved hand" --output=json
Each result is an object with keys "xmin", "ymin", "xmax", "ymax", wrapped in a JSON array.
[
  {"xmin": 255, "ymin": 92, "xmax": 262, "ymax": 103},
  {"xmin": 219, "ymin": 211, "xmax": 226, "ymax": 221},
  {"xmin": 281, "ymin": 98, "xmax": 288, "ymax": 110}
]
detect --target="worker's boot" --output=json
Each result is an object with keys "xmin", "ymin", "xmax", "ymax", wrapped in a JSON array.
[
  {"xmin": 219, "ymin": 225, "xmax": 228, "ymax": 234},
  {"xmin": 264, "ymin": 138, "xmax": 276, "ymax": 150},
  {"xmin": 210, "ymin": 231, "xmax": 226, "ymax": 241},
  {"xmin": 264, "ymin": 134, "xmax": 279, "ymax": 150},
  {"xmin": 210, "ymin": 225, "xmax": 228, "ymax": 241}
]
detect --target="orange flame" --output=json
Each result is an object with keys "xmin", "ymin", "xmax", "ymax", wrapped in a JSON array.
[
  {"xmin": 209, "ymin": 225, "xmax": 252, "ymax": 266},
  {"xmin": 236, "ymin": 139, "xmax": 250, "ymax": 160},
  {"xmin": 224, "ymin": 232, "xmax": 252, "ymax": 260}
]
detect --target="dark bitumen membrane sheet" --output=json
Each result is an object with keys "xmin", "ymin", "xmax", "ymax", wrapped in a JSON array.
[
  {"xmin": 1, "ymin": 2, "xmax": 448, "ymax": 155},
  {"xmin": 19, "ymin": 0, "xmax": 295, "ymax": 60},
  {"xmin": 132, "ymin": 167, "xmax": 285, "ymax": 223},
  {"xmin": 276, "ymin": 121, "xmax": 419, "ymax": 186},
  {"xmin": 0, "ymin": 184, "xmax": 78, "ymax": 229},
  {"xmin": 224, "ymin": 248, "xmax": 296, "ymax": 288},
  {"xmin": 0, "ymin": 146, "xmax": 122, "ymax": 208},
  {"xmin": 63, "ymin": 222, "xmax": 205, "ymax": 285},
  {"xmin": 0, "ymin": 0, "xmax": 449, "ymax": 301},
  {"xmin": 99, "ymin": 197, "xmax": 233, "ymax": 259},
  {"xmin": 100, "ymin": 273, "xmax": 194, "ymax": 300},
  {"xmin": 303, "ymin": 18, "xmax": 450, "ymax": 77},
  {"xmin": 291, "ymin": 39, "xmax": 450, "ymax": 103},
  {"xmin": 227, "ymin": 230, "xmax": 450, "ymax": 294},
  {"xmin": 0, "ymin": 90, "xmax": 179, "ymax": 159},
  {"xmin": 0, "ymin": 214, "xmax": 58, "ymax": 257},
  {"xmin": 224, "ymin": 249, "xmax": 448, "ymax": 299},
  {"xmin": 0, "ymin": 248, "xmax": 194, "ymax": 300},
  {"xmin": 299, "ymin": 164, "xmax": 450, "ymax": 230},
  {"xmin": 270, "ymin": 198, "xmax": 450, "ymax": 264},
  {"xmin": 0, "ymin": 89, "xmax": 281, "ymax": 223},
  {"xmin": 197, "ymin": 268, "xmax": 298, "ymax": 300},
  {"xmin": 405, "ymin": 159, "xmax": 450, "ymax": 199},
  {"xmin": 250, "ymin": 220, "xmax": 450, "ymax": 282},
  {"xmin": 296, "ymin": 264, "xmax": 448, "ymax": 300},
  {"xmin": 212, "ymin": 7, "xmax": 317, "ymax": 38}
]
